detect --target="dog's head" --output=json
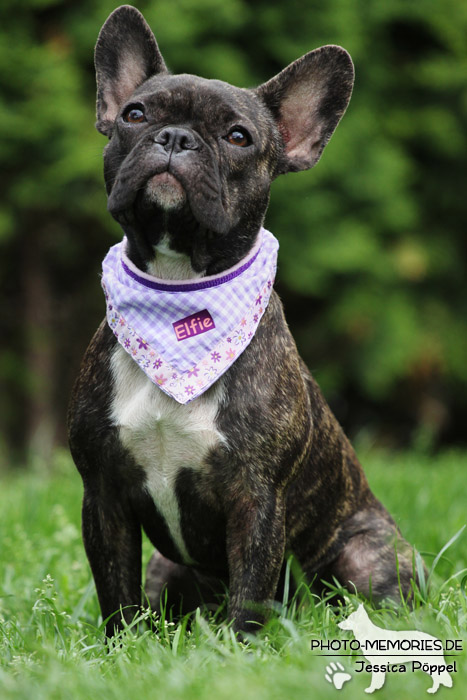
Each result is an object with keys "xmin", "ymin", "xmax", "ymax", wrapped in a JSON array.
[{"xmin": 95, "ymin": 5, "xmax": 354, "ymax": 273}]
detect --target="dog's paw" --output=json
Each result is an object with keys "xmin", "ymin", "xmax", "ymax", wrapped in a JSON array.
[{"xmin": 325, "ymin": 661, "xmax": 352, "ymax": 689}]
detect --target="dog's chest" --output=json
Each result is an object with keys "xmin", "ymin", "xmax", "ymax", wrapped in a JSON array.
[{"xmin": 110, "ymin": 344, "xmax": 226, "ymax": 563}]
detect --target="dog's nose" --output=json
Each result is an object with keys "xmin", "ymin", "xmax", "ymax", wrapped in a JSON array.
[{"xmin": 154, "ymin": 127, "xmax": 199, "ymax": 154}]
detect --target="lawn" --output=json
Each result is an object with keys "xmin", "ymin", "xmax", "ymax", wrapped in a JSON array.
[{"xmin": 0, "ymin": 449, "xmax": 466, "ymax": 699}]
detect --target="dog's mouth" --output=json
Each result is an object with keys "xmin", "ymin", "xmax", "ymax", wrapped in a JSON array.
[
  {"xmin": 108, "ymin": 160, "xmax": 231, "ymax": 239},
  {"xmin": 145, "ymin": 171, "xmax": 187, "ymax": 211}
]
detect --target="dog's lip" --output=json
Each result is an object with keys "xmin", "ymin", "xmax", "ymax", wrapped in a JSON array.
[
  {"xmin": 145, "ymin": 171, "xmax": 187, "ymax": 209},
  {"xmin": 150, "ymin": 171, "xmax": 179, "ymax": 185},
  {"xmin": 147, "ymin": 170, "xmax": 184, "ymax": 192}
]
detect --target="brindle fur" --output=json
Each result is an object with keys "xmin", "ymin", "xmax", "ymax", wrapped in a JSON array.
[{"xmin": 69, "ymin": 6, "xmax": 417, "ymax": 636}]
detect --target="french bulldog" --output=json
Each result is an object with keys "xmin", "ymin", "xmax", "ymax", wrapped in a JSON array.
[{"xmin": 68, "ymin": 5, "xmax": 417, "ymax": 637}]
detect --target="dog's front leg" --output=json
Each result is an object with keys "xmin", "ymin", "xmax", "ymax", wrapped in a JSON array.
[
  {"xmin": 81, "ymin": 480, "xmax": 142, "ymax": 637},
  {"xmin": 226, "ymin": 492, "xmax": 285, "ymax": 634}
]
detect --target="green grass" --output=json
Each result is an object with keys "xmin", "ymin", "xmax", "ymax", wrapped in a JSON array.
[{"xmin": 0, "ymin": 449, "xmax": 466, "ymax": 699}]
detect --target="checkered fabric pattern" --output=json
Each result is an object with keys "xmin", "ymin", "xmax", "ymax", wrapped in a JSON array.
[{"xmin": 101, "ymin": 228, "xmax": 279, "ymax": 403}]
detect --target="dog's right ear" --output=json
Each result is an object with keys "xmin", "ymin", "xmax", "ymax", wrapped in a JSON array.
[{"xmin": 95, "ymin": 5, "xmax": 167, "ymax": 136}]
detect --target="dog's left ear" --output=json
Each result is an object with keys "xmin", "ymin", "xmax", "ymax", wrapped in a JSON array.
[
  {"xmin": 256, "ymin": 46, "xmax": 354, "ymax": 174},
  {"xmin": 94, "ymin": 5, "xmax": 167, "ymax": 136}
]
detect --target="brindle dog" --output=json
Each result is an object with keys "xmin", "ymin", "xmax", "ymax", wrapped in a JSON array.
[{"xmin": 68, "ymin": 5, "xmax": 417, "ymax": 636}]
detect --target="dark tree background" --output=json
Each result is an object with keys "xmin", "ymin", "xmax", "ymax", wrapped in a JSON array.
[{"xmin": 1, "ymin": 0, "xmax": 466, "ymax": 467}]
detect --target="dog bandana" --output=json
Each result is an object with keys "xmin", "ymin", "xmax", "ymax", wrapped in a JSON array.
[{"xmin": 101, "ymin": 228, "xmax": 279, "ymax": 403}]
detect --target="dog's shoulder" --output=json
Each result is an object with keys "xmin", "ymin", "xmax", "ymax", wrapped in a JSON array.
[{"xmin": 68, "ymin": 320, "xmax": 117, "ymax": 462}]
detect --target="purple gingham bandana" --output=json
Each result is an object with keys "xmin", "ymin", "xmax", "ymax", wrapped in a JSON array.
[{"xmin": 101, "ymin": 228, "xmax": 279, "ymax": 403}]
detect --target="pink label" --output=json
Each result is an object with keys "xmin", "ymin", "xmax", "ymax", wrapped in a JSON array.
[{"xmin": 173, "ymin": 309, "xmax": 215, "ymax": 341}]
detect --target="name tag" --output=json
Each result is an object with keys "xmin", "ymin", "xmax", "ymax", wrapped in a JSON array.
[{"xmin": 173, "ymin": 309, "xmax": 215, "ymax": 341}]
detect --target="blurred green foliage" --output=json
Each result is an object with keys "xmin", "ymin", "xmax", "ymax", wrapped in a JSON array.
[{"xmin": 0, "ymin": 0, "xmax": 466, "ymax": 463}]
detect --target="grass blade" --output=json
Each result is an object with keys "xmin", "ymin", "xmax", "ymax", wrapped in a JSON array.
[{"xmin": 428, "ymin": 525, "xmax": 466, "ymax": 580}]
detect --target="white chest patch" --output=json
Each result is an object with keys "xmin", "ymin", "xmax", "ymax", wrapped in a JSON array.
[
  {"xmin": 147, "ymin": 236, "xmax": 205, "ymax": 280},
  {"xmin": 110, "ymin": 344, "xmax": 226, "ymax": 564}
]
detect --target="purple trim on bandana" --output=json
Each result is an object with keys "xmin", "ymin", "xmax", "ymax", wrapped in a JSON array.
[{"xmin": 121, "ymin": 237, "xmax": 262, "ymax": 292}]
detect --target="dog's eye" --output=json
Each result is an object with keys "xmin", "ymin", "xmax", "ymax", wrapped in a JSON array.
[
  {"xmin": 122, "ymin": 105, "xmax": 146, "ymax": 124},
  {"xmin": 225, "ymin": 128, "xmax": 251, "ymax": 147}
]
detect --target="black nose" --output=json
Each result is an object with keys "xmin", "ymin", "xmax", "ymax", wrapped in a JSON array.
[{"xmin": 154, "ymin": 127, "xmax": 199, "ymax": 153}]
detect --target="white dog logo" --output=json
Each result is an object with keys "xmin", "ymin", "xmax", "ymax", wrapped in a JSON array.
[{"xmin": 338, "ymin": 604, "xmax": 453, "ymax": 694}]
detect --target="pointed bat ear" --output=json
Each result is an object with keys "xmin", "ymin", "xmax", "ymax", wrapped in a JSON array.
[
  {"xmin": 94, "ymin": 5, "xmax": 167, "ymax": 136},
  {"xmin": 256, "ymin": 46, "xmax": 354, "ymax": 173}
]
